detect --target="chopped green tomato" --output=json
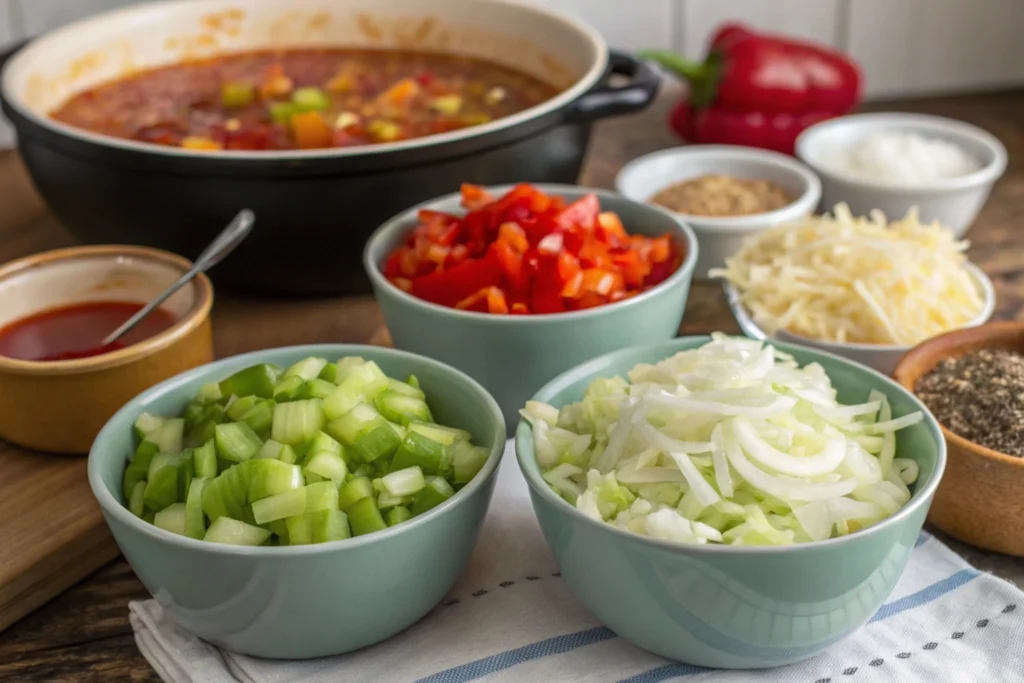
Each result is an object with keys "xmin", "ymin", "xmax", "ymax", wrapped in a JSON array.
[
  {"xmin": 221, "ymin": 81, "xmax": 255, "ymax": 108},
  {"xmin": 193, "ymin": 439, "xmax": 217, "ymax": 479},
  {"xmin": 154, "ymin": 503, "xmax": 187, "ymax": 536},
  {"xmin": 391, "ymin": 432, "xmax": 448, "ymax": 475},
  {"xmin": 204, "ymin": 517, "xmax": 270, "ymax": 546},
  {"xmin": 254, "ymin": 438, "xmax": 285, "ymax": 460},
  {"xmin": 123, "ymin": 445, "xmax": 156, "ymax": 500},
  {"xmin": 386, "ymin": 378, "xmax": 425, "ymax": 399},
  {"xmin": 300, "ymin": 378, "xmax": 336, "ymax": 400},
  {"xmin": 347, "ymin": 496, "xmax": 387, "ymax": 536},
  {"xmin": 291, "ymin": 87, "xmax": 331, "ymax": 112},
  {"xmin": 215, "ymin": 422, "xmax": 263, "ymax": 462},
  {"xmin": 381, "ymin": 466, "xmax": 426, "ymax": 497},
  {"xmin": 248, "ymin": 459, "xmax": 304, "ymax": 501},
  {"xmin": 412, "ymin": 476, "xmax": 455, "ymax": 515},
  {"xmin": 184, "ymin": 478, "xmax": 207, "ymax": 539},
  {"xmin": 304, "ymin": 481, "xmax": 339, "ymax": 512},
  {"xmin": 269, "ymin": 101, "xmax": 298, "ymax": 124},
  {"xmin": 283, "ymin": 357, "xmax": 328, "ymax": 381},
  {"xmin": 129, "ymin": 480, "xmax": 146, "ymax": 518},
  {"xmin": 285, "ymin": 513, "xmax": 314, "ymax": 545},
  {"xmin": 273, "ymin": 375, "xmax": 306, "ymax": 402},
  {"xmin": 452, "ymin": 440, "xmax": 489, "ymax": 484},
  {"xmin": 134, "ymin": 412, "xmax": 166, "ymax": 442},
  {"xmin": 271, "ymin": 399, "xmax": 325, "ymax": 446},
  {"xmin": 407, "ymin": 421, "xmax": 471, "ymax": 446},
  {"xmin": 252, "ymin": 487, "xmax": 308, "ymax": 524},
  {"xmin": 328, "ymin": 403, "xmax": 401, "ymax": 462},
  {"xmin": 338, "ymin": 476, "xmax": 373, "ymax": 510},
  {"xmin": 386, "ymin": 506, "xmax": 413, "ymax": 527},
  {"xmin": 305, "ymin": 450, "xmax": 347, "ymax": 484},
  {"xmin": 311, "ymin": 508, "xmax": 351, "ymax": 542},
  {"xmin": 202, "ymin": 461, "xmax": 250, "ymax": 521},
  {"xmin": 375, "ymin": 391, "xmax": 433, "ymax": 426},
  {"xmin": 219, "ymin": 363, "xmax": 277, "ymax": 399},
  {"xmin": 150, "ymin": 418, "xmax": 185, "ymax": 454}
]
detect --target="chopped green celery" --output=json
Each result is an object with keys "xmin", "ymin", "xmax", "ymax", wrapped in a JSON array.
[
  {"xmin": 323, "ymin": 362, "xmax": 389, "ymax": 419},
  {"xmin": 278, "ymin": 444, "xmax": 298, "ymax": 464},
  {"xmin": 407, "ymin": 421, "xmax": 471, "ymax": 446},
  {"xmin": 304, "ymin": 481, "xmax": 339, "ymax": 512},
  {"xmin": 273, "ymin": 375, "xmax": 305, "ymax": 402},
  {"xmin": 254, "ymin": 438, "xmax": 284, "ymax": 460},
  {"xmin": 217, "ymin": 457, "xmax": 235, "ymax": 474},
  {"xmin": 406, "ymin": 374, "xmax": 421, "ymax": 389},
  {"xmin": 225, "ymin": 395, "xmax": 260, "ymax": 420},
  {"xmin": 184, "ymin": 478, "xmax": 207, "ymax": 539},
  {"xmin": 292, "ymin": 87, "xmax": 331, "ymax": 112},
  {"xmin": 123, "ymin": 444, "xmax": 157, "ymax": 499},
  {"xmin": 328, "ymin": 403, "xmax": 400, "ymax": 462},
  {"xmin": 204, "ymin": 517, "xmax": 270, "ymax": 546},
  {"xmin": 148, "ymin": 450, "xmax": 180, "ymax": 480},
  {"xmin": 338, "ymin": 476, "xmax": 373, "ymax": 510},
  {"xmin": 285, "ymin": 513, "xmax": 314, "ymax": 545},
  {"xmin": 142, "ymin": 512, "xmax": 155, "ymax": 524},
  {"xmin": 305, "ymin": 450, "xmax": 348, "ymax": 484},
  {"xmin": 240, "ymin": 503, "xmax": 258, "ymax": 526},
  {"xmin": 265, "ymin": 518, "xmax": 289, "ymax": 541},
  {"xmin": 202, "ymin": 461, "xmax": 250, "ymax": 521},
  {"xmin": 386, "ymin": 506, "xmax": 413, "ymax": 526},
  {"xmin": 185, "ymin": 404, "xmax": 226, "ymax": 447},
  {"xmin": 305, "ymin": 430, "xmax": 343, "ymax": 459},
  {"xmin": 377, "ymin": 490, "xmax": 413, "ymax": 509},
  {"xmin": 222, "ymin": 81, "xmax": 255, "ymax": 108},
  {"xmin": 215, "ymin": 422, "xmax": 263, "ymax": 462},
  {"xmin": 381, "ymin": 466, "xmax": 426, "ymax": 497},
  {"xmin": 134, "ymin": 413, "xmax": 166, "ymax": 442},
  {"xmin": 351, "ymin": 463, "xmax": 375, "ymax": 478},
  {"xmin": 311, "ymin": 508, "xmax": 350, "ymax": 542},
  {"xmin": 411, "ymin": 476, "xmax": 455, "ymax": 515},
  {"xmin": 318, "ymin": 361, "xmax": 342, "ymax": 384},
  {"xmin": 151, "ymin": 418, "xmax": 184, "ymax": 454},
  {"xmin": 283, "ymin": 357, "xmax": 328, "ymax": 381},
  {"xmin": 271, "ymin": 399, "xmax": 325, "ymax": 446},
  {"xmin": 197, "ymin": 382, "xmax": 223, "ymax": 403},
  {"xmin": 375, "ymin": 391, "xmax": 433, "ymax": 426},
  {"xmin": 192, "ymin": 439, "xmax": 217, "ymax": 479},
  {"xmin": 300, "ymin": 378, "xmax": 336, "ymax": 400},
  {"xmin": 177, "ymin": 454, "xmax": 195, "ymax": 502},
  {"xmin": 386, "ymin": 378, "xmax": 425, "ymax": 399},
  {"xmin": 452, "ymin": 440, "xmax": 489, "ymax": 484},
  {"xmin": 252, "ymin": 487, "xmax": 307, "ymax": 524},
  {"xmin": 154, "ymin": 503, "xmax": 187, "ymax": 536},
  {"xmin": 129, "ymin": 480, "xmax": 146, "ymax": 517},
  {"xmin": 241, "ymin": 401, "xmax": 274, "ymax": 439},
  {"xmin": 248, "ymin": 459, "xmax": 304, "ymax": 501},
  {"xmin": 269, "ymin": 101, "xmax": 298, "ymax": 124},
  {"xmin": 183, "ymin": 400, "xmax": 206, "ymax": 428},
  {"xmin": 304, "ymin": 470, "xmax": 325, "ymax": 484},
  {"xmin": 347, "ymin": 496, "xmax": 387, "ymax": 536},
  {"xmin": 219, "ymin": 363, "xmax": 277, "ymax": 399},
  {"xmin": 392, "ymin": 432, "xmax": 448, "ymax": 475},
  {"xmin": 389, "ymin": 422, "xmax": 407, "ymax": 441},
  {"xmin": 144, "ymin": 454, "xmax": 185, "ymax": 511}
]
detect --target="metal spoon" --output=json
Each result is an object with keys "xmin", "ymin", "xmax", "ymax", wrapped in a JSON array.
[{"xmin": 101, "ymin": 209, "xmax": 255, "ymax": 346}]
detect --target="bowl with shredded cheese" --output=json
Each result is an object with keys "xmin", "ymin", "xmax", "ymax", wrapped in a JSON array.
[
  {"xmin": 714, "ymin": 204, "xmax": 995, "ymax": 376},
  {"xmin": 616, "ymin": 146, "xmax": 821, "ymax": 278},
  {"xmin": 796, "ymin": 113, "xmax": 1006, "ymax": 238}
]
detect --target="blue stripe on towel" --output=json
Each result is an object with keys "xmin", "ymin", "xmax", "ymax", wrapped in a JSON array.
[
  {"xmin": 915, "ymin": 531, "xmax": 931, "ymax": 548},
  {"xmin": 422, "ymin": 568, "xmax": 980, "ymax": 683}
]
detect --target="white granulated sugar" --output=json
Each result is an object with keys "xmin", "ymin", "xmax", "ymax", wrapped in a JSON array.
[{"xmin": 831, "ymin": 131, "xmax": 981, "ymax": 184}]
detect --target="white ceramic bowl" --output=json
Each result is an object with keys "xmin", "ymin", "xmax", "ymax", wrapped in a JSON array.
[
  {"xmin": 616, "ymin": 146, "xmax": 821, "ymax": 278},
  {"xmin": 723, "ymin": 262, "xmax": 996, "ymax": 376},
  {"xmin": 795, "ymin": 113, "xmax": 1007, "ymax": 238}
]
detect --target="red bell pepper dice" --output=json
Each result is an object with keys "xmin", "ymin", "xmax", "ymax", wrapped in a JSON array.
[{"xmin": 409, "ymin": 249, "xmax": 503, "ymax": 308}]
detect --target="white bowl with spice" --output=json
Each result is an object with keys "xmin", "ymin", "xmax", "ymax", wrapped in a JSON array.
[
  {"xmin": 615, "ymin": 145, "xmax": 821, "ymax": 278},
  {"xmin": 795, "ymin": 113, "xmax": 1007, "ymax": 238},
  {"xmin": 718, "ymin": 207, "xmax": 997, "ymax": 377}
]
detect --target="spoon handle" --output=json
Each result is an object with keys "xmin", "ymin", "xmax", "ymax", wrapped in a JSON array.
[{"xmin": 101, "ymin": 209, "xmax": 255, "ymax": 346}]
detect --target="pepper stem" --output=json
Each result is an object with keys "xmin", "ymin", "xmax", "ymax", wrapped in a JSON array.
[{"xmin": 638, "ymin": 50, "xmax": 721, "ymax": 108}]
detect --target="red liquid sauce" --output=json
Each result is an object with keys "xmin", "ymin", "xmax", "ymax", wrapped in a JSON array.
[{"xmin": 0, "ymin": 301, "xmax": 178, "ymax": 361}]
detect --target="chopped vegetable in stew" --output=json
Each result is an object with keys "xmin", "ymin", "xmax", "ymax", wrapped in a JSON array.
[
  {"xmin": 382, "ymin": 184, "xmax": 684, "ymax": 315},
  {"xmin": 50, "ymin": 49, "xmax": 561, "ymax": 151}
]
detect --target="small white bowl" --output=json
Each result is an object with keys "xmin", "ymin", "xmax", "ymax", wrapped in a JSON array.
[
  {"xmin": 795, "ymin": 113, "xmax": 1007, "ymax": 238},
  {"xmin": 616, "ymin": 146, "xmax": 821, "ymax": 278},
  {"xmin": 723, "ymin": 262, "xmax": 996, "ymax": 376}
]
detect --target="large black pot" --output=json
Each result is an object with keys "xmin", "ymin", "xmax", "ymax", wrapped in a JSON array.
[{"xmin": 0, "ymin": 0, "xmax": 659, "ymax": 294}]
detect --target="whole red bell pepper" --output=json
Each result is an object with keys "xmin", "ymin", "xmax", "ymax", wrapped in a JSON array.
[{"xmin": 643, "ymin": 22, "xmax": 862, "ymax": 154}]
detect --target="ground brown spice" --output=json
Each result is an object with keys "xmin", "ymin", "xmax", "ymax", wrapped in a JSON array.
[
  {"xmin": 649, "ymin": 174, "xmax": 793, "ymax": 217},
  {"xmin": 915, "ymin": 348, "xmax": 1024, "ymax": 457}
]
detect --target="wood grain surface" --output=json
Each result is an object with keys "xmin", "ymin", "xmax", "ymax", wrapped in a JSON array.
[{"xmin": 0, "ymin": 84, "xmax": 1022, "ymax": 682}]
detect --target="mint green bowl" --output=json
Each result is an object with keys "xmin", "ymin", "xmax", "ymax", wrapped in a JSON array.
[
  {"xmin": 88, "ymin": 345, "xmax": 505, "ymax": 659},
  {"xmin": 364, "ymin": 184, "xmax": 698, "ymax": 436},
  {"xmin": 515, "ymin": 336, "xmax": 946, "ymax": 669}
]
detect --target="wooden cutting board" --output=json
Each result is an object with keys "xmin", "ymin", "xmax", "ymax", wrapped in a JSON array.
[{"xmin": 0, "ymin": 325, "xmax": 396, "ymax": 633}]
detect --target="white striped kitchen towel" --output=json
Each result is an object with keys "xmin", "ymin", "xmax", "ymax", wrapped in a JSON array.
[{"xmin": 129, "ymin": 440, "xmax": 1024, "ymax": 683}]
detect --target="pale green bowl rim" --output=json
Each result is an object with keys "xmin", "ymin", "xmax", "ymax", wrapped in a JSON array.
[
  {"xmin": 362, "ymin": 183, "xmax": 699, "ymax": 325},
  {"xmin": 515, "ymin": 335, "xmax": 947, "ymax": 555},
  {"xmin": 88, "ymin": 344, "xmax": 506, "ymax": 557}
]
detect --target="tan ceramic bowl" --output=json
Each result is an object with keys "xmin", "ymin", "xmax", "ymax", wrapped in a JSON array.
[
  {"xmin": 894, "ymin": 321, "xmax": 1024, "ymax": 556},
  {"xmin": 0, "ymin": 245, "xmax": 214, "ymax": 454}
]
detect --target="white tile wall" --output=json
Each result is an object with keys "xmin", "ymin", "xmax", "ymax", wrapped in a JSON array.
[
  {"xmin": 676, "ymin": 0, "xmax": 843, "ymax": 57},
  {"xmin": 538, "ymin": 0, "xmax": 676, "ymax": 51}
]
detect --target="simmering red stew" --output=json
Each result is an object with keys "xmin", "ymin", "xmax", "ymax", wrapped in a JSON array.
[
  {"xmin": 0, "ymin": 301, "xmax": 177, "ymax": 361},
  {"xmin": 50, "ymin": 49, "xmax": 561, "ymax": 151}
]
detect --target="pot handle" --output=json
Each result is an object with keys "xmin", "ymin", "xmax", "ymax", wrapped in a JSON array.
[{"xmin": 564, "ymin": 50, "xmax": 661, "ymax": 123}]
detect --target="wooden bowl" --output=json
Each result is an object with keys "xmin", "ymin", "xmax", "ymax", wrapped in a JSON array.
[
  {"xmin": 893, "ymin": 321, "xmax": 1024, "ymax": 556},
  {"xmin": 0, "ymin": 245, "xmax": 214, "ymax": 454}
]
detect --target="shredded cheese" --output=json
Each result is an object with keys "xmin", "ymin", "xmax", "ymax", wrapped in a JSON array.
[{"xmin": 711, "ymin": 204, "xmax": 984, "ymax": 345}]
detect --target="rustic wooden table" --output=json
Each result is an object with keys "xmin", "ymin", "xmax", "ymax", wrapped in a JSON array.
[{"xmin": 1, "ymin": 87, "xmax": 1023, "ymax": 682}]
